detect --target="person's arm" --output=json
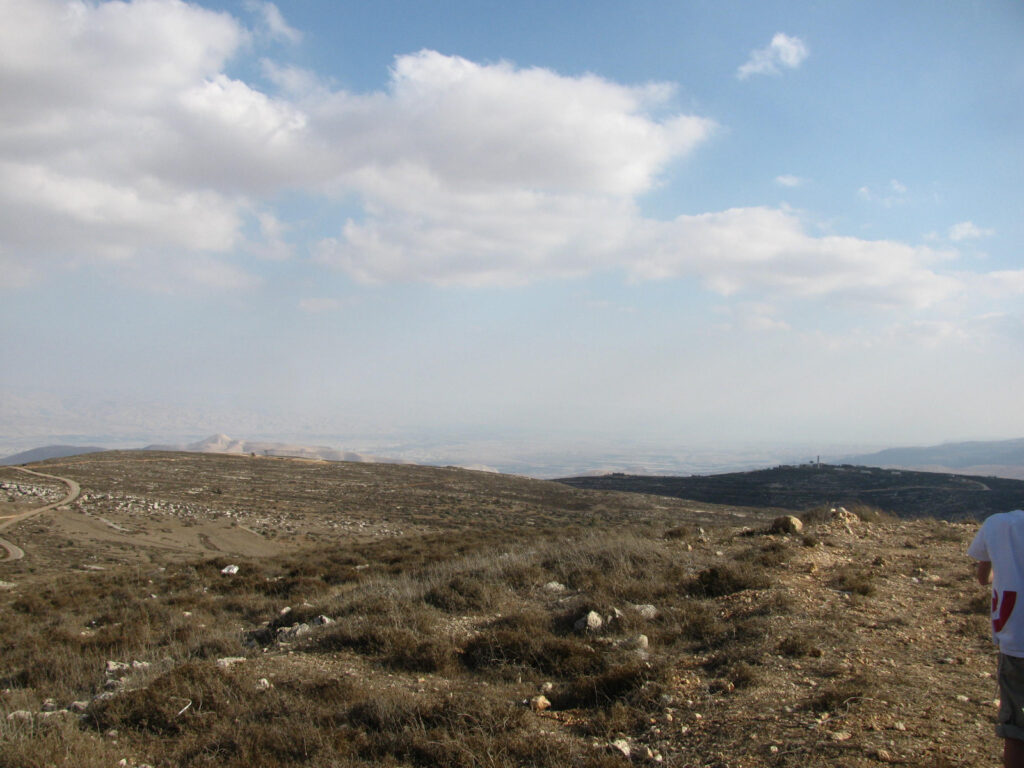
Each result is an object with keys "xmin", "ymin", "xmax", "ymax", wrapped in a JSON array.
[{"xmin": 977, "ymin": 560, "xmax": 992, "ymax": 585}]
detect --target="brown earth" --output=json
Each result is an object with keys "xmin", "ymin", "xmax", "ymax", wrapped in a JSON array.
[{"xmin": 0, "ymin": 452, "xmax": 1004, "ymax": 767}]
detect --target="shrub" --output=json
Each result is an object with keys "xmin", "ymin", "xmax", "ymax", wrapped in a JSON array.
[{"xmin": 688, "ymin": 564, "xmax": 771, "ymax": 598}]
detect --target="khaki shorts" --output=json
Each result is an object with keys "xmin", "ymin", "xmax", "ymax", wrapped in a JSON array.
[{"xmin": 998, "ymin": 654, "xmax": 1024, "ymax": 740}]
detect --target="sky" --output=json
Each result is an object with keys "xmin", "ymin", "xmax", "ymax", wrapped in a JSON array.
[{"xmin": 1, "ymin": 0, "xmax": 1023, "ymax": 464}]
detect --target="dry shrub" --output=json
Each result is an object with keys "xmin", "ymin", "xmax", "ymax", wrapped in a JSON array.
[
  {"xmin": 688, "ymin": 563, "xmax": 771, "ymax": 598},
  {"xmin": 778, "ymin": 634, "xmax": 823, "ymax": 658},
  {"xmin": 833, "ymin": 565, "xmax": 876, "ymax": 596},
  {"xmin": 653, "ymin": 599, "xmax": 728, "ymax": 648},
  {"xmin": 424, "ymin": 573, "xmax": 504, "ymax": 613},
  {"xmin": 313, "ymin": 597, "xmax": 457, "ymax": 673},
  {"xmin": 753, "ymin": 541, "xmax": 791, "ymax": 568},
  {"xmin": 551, "ymin": 661, "xmax": 663, "ymax": 710},
  {"xmin": 463, "ymin": 612, "xmax": 607, "ymax": 678},
  {"xmin": 87, "ymin": 662, "xmax": 242, "ymax": 736},
  {"xmin": 807, "ymin": 673, "xmax": 878, "ymax": 713}
]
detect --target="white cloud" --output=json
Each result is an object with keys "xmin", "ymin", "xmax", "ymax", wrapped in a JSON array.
[
  {"xmin": 244, "ymin": 1, "xmax": 301, "ymax": 44},
  {"xmin": 737, "ymin": 33, "xmax": 808, "ymax": 79},
  {"xmin": 948, "ymin": 221, "xmax": 994, "ymax": 241},
  {"xmin": 0, "ymin": 1, "xmax": 1007, "ymax": 317},
  {"xmin": 775, "ymin": 175, "xmax": 806, "ymax": 188}
]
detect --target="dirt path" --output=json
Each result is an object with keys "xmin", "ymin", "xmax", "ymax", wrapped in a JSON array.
[{"xmin": 0, "ymin": 466, "xmax": 81, "ymax": 561}]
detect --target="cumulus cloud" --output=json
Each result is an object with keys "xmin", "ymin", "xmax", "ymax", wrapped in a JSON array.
[
  {"xmin": 0, "ymin": 0, "xmax": 1000, "ymax": 315},
  {"xmin": 245, "ymin": 1, "xmax": 302, "ymax": 44},
  {"xmin": 948, "ymin": 221, "xmax": 994, "ymax": 241},
  {"xmin": 737, "ymin": 33, "xmax": 808, "ymax": 79}
]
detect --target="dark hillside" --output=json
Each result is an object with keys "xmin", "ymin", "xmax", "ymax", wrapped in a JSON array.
[{"xmin": 557, "ymin": 463, "xmax": 1024, "ymax": 520}]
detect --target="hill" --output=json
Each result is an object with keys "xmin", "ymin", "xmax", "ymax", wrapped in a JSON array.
[
  {"xmin": 0, "ymin": 445, "xmax": 106, "ymax": 466},
  {"xmin": 843, "ymin": 437, "xmax": 1024, "ymax": 481},
  {"xmin": 557, "ymin": 463, "xmax": 1024, "ymax": 520},
  {"xmin": 143, "ymin": 433, "xmax": 402, "ymax": 465},
  {"xmin": 0, "ymin": 451, "xmax": 1004, "ymax": 766}
]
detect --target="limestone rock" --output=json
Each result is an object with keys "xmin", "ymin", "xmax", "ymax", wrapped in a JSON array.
[
  {"xmin": 216, "ymin": 657, "xmax": 247, "ymax": 669},
  {"xmin": 610, "ymin": 739, "xmax": 631, "ymax": 758},
  {"xmin": 574, "ymin": 610, "xmax": 603, "ymax": 634},
  {"xmin": 105, "ymin": 660, "xmax": 131, "ymax": 677},
  {"xmin": 631, "ymin": 603, "xmax": 659, "ymax": 620},
  {"xmin": 530, "ymin": 695, "xmax": 551, "ymax": 711},
  {"xmin": 770, "ymin": 515, "xmax": 804, "ymax": 534}
]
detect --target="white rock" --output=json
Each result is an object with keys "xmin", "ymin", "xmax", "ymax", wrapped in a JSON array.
[
  {"xmin": 311, "ymin": 615, "xmax": 334, "ymax": 626},
  {"xmin": 610, "ymin": 739, "xmax": 631, "ymax": 758},
  {"xmin": 770, "ymin": 515, "xmax": 804, "ymax": 534},
  {"xmin": 543, "ymin": 581, "xmax": 566, "ymax": 593},
  {"xmin": 530, "ymin": 695, "xmax": 551, "ymax": 711},
  {"xmin": 220, "ymin": 565, "xmax": 239, "ymax": 575},
  {"xmin": 632, "ymin": 604, "xmax": 659, "ymax": 620},
  {"xmin": 105, "ymin": 661, "xmax": 131, "ymax": 677},
  {"xmin": 216, "ymin": 657, "xmax": 247, "ymax": 669},
  {"xmin": 7, "ymin": 710, "xmax": 33, "ymax": 723},
  {"xmin": 574, "ymin": 611, "xmax": 603, "ymax": 634}
]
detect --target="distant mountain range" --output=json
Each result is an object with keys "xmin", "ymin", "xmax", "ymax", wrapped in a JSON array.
[
  {"xmin": 143, "ymin": 433, "xmax": 404, "ymax": 464},
  {"xmin": 842, "ymin": 438, "xmax": 1024, "ymax": 480},
  {"xmin": 0, "ymin": 445, "xmax": 107, "ymax": 466}
]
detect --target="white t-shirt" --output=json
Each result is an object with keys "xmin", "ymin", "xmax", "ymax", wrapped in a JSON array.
[{"xmin": 968, "ymin": 510, "xmax": 1024, "ymax": 658}]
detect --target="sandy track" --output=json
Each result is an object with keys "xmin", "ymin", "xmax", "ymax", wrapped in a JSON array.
[{"xmin": 0, "ymin": 466, "xmax": 81, "ymax": 561}]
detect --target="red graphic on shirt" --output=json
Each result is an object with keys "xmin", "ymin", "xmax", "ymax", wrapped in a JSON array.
[{"xmin": 993, "ymin": 590, "xmax": 1018, "ymax": 633}]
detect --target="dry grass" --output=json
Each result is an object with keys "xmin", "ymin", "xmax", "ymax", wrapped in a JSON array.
[{"xmin": 0, "ymin": 453, "xmax": 1003, "ymax": 766}]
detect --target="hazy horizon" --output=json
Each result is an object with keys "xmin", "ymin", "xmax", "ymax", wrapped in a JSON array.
[{"xmin": 2, "ymin": 1, "xmax": 1022, "ymax": 459}]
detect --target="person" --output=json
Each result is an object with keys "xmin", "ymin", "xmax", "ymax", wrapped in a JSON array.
[{"xmin": 969, "ymin": 509, "xmax": 1024, "ymax": 768}]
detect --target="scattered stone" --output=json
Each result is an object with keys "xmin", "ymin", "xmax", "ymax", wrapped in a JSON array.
[
  {"xmin": 574, "ymin": 611, "xmax": 603, "ymax": 634},
  {"xmin": 216, "ymin": 657, "xmax": 247, "ymax": 669},
  {"xmin": 70, "ymin": 701, "xmax": 90, "ymax": 714},
  {"xmin": 311, "ymin": 615, "xmax": 334, "ymax": 626},
  {"xmin": 277, "ymin": 623, "xmax": 311, "ymax": 641},
  {"xmin": 106, "ymin": 660, "xmax": 131, "ymax": 677},
  {"xmin": 530, "ymin": 695, "xmax": 551, "ymax": 711},
  {"xmin": 131, "ymin": 660, "xmax": 151, "ymax": 672},
  {"xmin": 631, "ymin": 603, "xmax": 659, "ymax": 620},
  {"xmin": 40, "ymin": 698, "xmax": 58, "ymax": 712},
  {"xmin": 256, "ymin": 678, "xmax": 273, "ymax": 690},
  {"xmin": 220, "ymin": 564, "xmax": 239, "ymax": 575},
  {"xmin": 771, "ymin": 515, "xmax": 804, "ymax": 535},
  {"xmin": 6, "ymin": 710, "xmax": 33, "ymax": 723},
  {"xmin": 542, "ymin": 581, "xmax": 566, "ymax": 593},
  {"xmin": 38, "ymin": 710, "xmax": 72, "ymax": 722},
  {"xmin": 625, "ymin": 634, "xmax": 650, "ymax": 651},
  {"xmin": 955, "ymin": 694, "xmax": 970, "ymax": 703},
  {"xmin": 831, "ymin": 731, "xmax": 852, "ymax": 741},
  {"xmin": 610, "ymin": 739, "xmax": 631, "ymax": 758}
]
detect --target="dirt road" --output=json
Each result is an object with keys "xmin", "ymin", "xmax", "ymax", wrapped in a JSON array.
[{"xmin": 0, "ymin": 467, "xmax": 81, "ymax": 561}]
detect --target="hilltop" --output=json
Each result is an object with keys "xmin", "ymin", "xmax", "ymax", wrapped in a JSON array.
[
  {"xmin": 558, "ymin": 463, "xmax": 1024, "ymax": 520},
  {"xmin": 0, "ymin": 451, "xmax": 1003, "ymax": 767}
]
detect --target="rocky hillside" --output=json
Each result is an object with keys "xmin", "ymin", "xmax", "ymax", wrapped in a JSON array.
[{"xmin": 0, "ymin": 453, "xmax": 1004, "ymax": 767}]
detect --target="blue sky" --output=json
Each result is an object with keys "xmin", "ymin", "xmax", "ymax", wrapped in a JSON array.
[{"xmin": 1, "ymin": 0, "xmax": 1023, "ymax": 463}]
